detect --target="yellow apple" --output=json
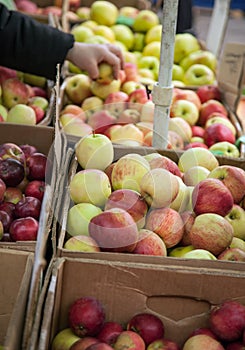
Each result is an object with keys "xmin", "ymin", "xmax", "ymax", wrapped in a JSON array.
[
  {"xmin": 90, "ymin": 0, "xmax": 118, "ymax": 26},
  {"xmin": 178, "ymin": 147, "xmax": 219, "ymax": 172},
  {"xmin": 133, "ymin": 10, "xmax": 159, "ymax": 33},
  {"xmin": 145, "ymin": 24, "xmax": 162, "ymax": 44},
  {"xmin": 51, "ymin": 328, "xmax": 80, "ymax": 350},
  {"xmin": 142, "ymin": 41, "xmax": 161, "ymax": 59},
  {"xmin": 90, "ymin": 79, "xmax": 121, "ymax": 100},
  {"xmin": 71, "ymin": 24, "xmax": 94, "ymax": 42},
  {"xmin": 111, "ymin": 24, "xmax": 134, "ymax": 51},
  {"xmin": 93, "ymin": 25, "xmax": 116, "ymax": 42}
]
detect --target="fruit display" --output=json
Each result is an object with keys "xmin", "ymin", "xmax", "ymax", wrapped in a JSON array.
[{"xmin": 0, "ymin": 65, "xmax": 53, "ymax": 125}]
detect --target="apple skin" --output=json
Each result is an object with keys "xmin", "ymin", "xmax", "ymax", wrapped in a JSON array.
[
  {"xmin": 88, "ymin": 208, "xmax": 139, "ymax": 252},
  {"xmin": 97, "ymin": 322, "xmax": 123, "ymax": 346},
  {"xmin": 87, "ymin": 110, "xmax": 117, "ymax": 135},
  {"xmin": 208, "ymin": 165, "xmax": 245, "ymax": 204},
  {"xmin": 69, "ymin": 169, "xmax": 112, "ymax": 208},
  {"xmin": 51, "ymin": 328, "xmax": 81, "ymax": 350},
  {"xmin": 0, "ymin": 158, "xmax": 25, "ymax": 187},
  {"xmin": 68, "ymin": 296, "xmax": 106, "ymax": 338},
  {"xmin": 82, "ymin": 96, "xmax": 104, "ymax": 119},
  {"xmin": 114, "ymin": 330, "xmax": 145, "ymax": 350},
  {"xmin": 85, "ymin": 342, "xmax": 114, "ymax": 350},
  {"xmin": 0, "ymin": 66, "xmax": 17, "ymax": 84},
  {"xmin": 0, "ymin": 142, "xmax": 26, "ymax": 164},
  {"xmin": 209, "ymin": 300, "xmax": 245, "ymax": 342},
  {"xmin": 198, "ymin": 99, "xmax": 228, "ymax": 126},
  {"xmin": 182, "ymin": 249, "xmax": 217, "ymax": 260},
  {"xmin": 226, "ymin": 341, "xmax": 245, "ymax": 350},
  {"xmin": 178, "ymin": 147, "xmax": 219, "ymax": 172},
  {"xmin": 24, "ymin": 180, "xmax": 45, "ymax": 202},
  {"xmin": 204, "ymin": 123, "xmax": 236, "ymax": 147},
  {"xmin": 225, "ymin": 204, "xmax": 245, "ymax": 240},
  {"xmin": 0, "ymin": 210, "xmax": 13, "ymax": 232},
  {"xmin": 169, "ymin": 245, "xmax": 195, "ymax": 258},
  {"xmin": 182, "ymin": 334, "xmax": 225, "ymax": 350},
  {"xmin": 7, "ymin": 103, "xmax": 36, "ymax": 125},
  {"xmin": 209, "ymin": 141, "xmax": 240, "ymax": 158},
  {"xmin": 0, "ymin": 202, "xmax": 15, "ymax": 221},
  {"xmin": 90, "ymin": 0, "xmax": 118, "ymax": 26},
  {"xmin": 132, "ymin": 229, "xmax": 167, "ymax": 256},
  {"xmin": 0, "ymin": 178, "xmax": 6, "ymax": 201},
  {"xmin": 217, "ymin": 247, "xmax": 245, "ymax": 262},
  {"xmin": 179, "ymin": 211, "xmax": 196, "ymax": 246},
  {"xmin": 65, "ymin": 74, "xmax": 92, "ymax": 104},
  {"xmin": 27, "ymin": 152, "xmax": 47, "ymax": 181},
  {"xmin": 189, "ymin": 213, "xmax": 234, "ymax": 256},
  {"xmin": 90, "ymin": 79, "xmax": 121, "ymax": 100},
  {"xmin": 128, "ymin": 89, "xmax": 149, "ymax": 112},
  {"xmin": 14, "ymin": 196, "xmax": 41, "ymax": 219},
  {"xmin": 167, "ymin": 130, "xmax": 184, "ymax": 150},
  {"xmin": 191, "ymin": 125, "xmax": 205, "ymax": 138},
  {"xmin": 149, "ymin": 155, "xmax": 182, "ymax": 178},
  {"xmin": 140, "ymin": 168, "xmax": 180, "ymax": 209},
  {"xmin": 174, "ymin": 33, "xmax": 200, "ymax": 64},
  {"xmin": 145, "ymin": 207, "xmax": 184, "ymax": 248},
  {"xmin": 192, "ymin": 178, "xmax": 234, "ymax": 217},
  {"xmin": 2, "ymin": 78, "xmax": 30, "ymax": 108},
  {"xmin": 172, "ymin": 88, "xmax": 202, "ymax": 111},
  {"xmin": 104, "ymin": 189, "xmax": 148, "ymax": 230},
  {"xmin": 183, "ymin": 64, "xmax": 215, "ymax": 87},
  {"xmin": 230, "ymin": 237, "xmax": 245, "ymax": 252},
  {"xmin": 64, "ymin": 235, "xmax": 101, "ymax": 252},
  {"xmin": 168, "ymin": 117, "xmax": 192, "ymax": 143},
  {"xmin": 182, "ymin": 165, "xmax": 210, "ymax": 187},
  {"xmin": 117, "ymin": 109, "xmax": 140, "ymax": 125},
  {"xmin": 9, "ymin": 216, "xmax": 39, "ymax": 241},
  {"xmin": 170, "ymin": 99, "xmax": 199, "ymax": 126},
  {"xmin": 188, "ymin": 327, "xmax": 219, "ymax": 340},
  {"xmin": 19, "ymin": 144, "xmax": 37, "ymax": 159},
  {"xmin": 70, "ymin": 337, "xmax": 100, "ymax": 350},
  {"xmin": 110, "ymin": 123, "xmax": 144, "ymax": 147},
  {"xmin": 205, "ymin": 116, "xmax": 236, "ymax": 136},
  {"xmin": 4, "ymin": 187, "xmax": 23, "ymax": 204},
  {"xmin": 127, "ymin": 313, "xmax": 164, "ymax": 346},
  {"xmin": 75, "ymin": 133, "xmax": 114, "ymax": 172},
  {"xmin": 147, "ymin": 338, "xmax": 180, "ymax": 350}
]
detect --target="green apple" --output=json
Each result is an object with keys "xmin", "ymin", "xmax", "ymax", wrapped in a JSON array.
[
  {"xmin": 71, "ymin": 24, "xmax": 94, "ymax": 42},
  {"xmin": 174, "ymin": 33, "xmax": 201, "ymax": 64},
  {"xmin": 111, "ymin": 24, "xmax": 134, "ymax": 50},
  {"xmin": 75, "ymin": 133, "xmax": 114, "ymax": 171},
  {"xmin": 133, "ymin": 10, "xmax": 159, "ymax": 32},
  {"xmin": 180, "ymin": 50, "xmax": 217, "ymax": 72},
  {"xmin": 90, "ymin": 0, "xmax": 118, "ymax": 26},
  {"xmin": 169, "ymin": 245, "xmax": 195, "ymax": 257},
  {"xmin": 172, "ymin": 64, "xmax": 185, "ymax": 82},
  {"xmin": 133, "ymin": 32, "xmax": 145, "ymax": 52},
  {"xmin": 23, "ymin": 73, "xmax": 46, "ymax": 88},
  {"xmin": 225, "ymin": 204, "xmax": 245, "ymax": 240},
  {"xmin": 81, "ymin": 20, "xmax": 98, "ymax": 31},
  {"xmin": 67, "ymin": 203, "xmax": 102, "ymax": 236},
  {"xmin": 51, "ymin": 328, "xmax": 80, "ymax": 350},
  {"xmin": 209, "ymin": 141, "xmax": 240, "ymax": 158},
  {"xmin": 7, "ymin": 104, "xmax": 36, "ymax": 125},
  {"xmin": 69, "ymin": 169, "xmax": 111, "ymax": 207},
  {"xmin": 138, "ymin": 56, "xmax": 159, "ymax": 80},
  {"xmin": 169, "ymin": 175, "xmax": 191, "ymax": 212},
  {"xmin": 65, "ymin": 74, "xmax": 92, "ymax": 105},
  {"xmin": 183, "ymin": 64, "xmax": 215, "ymax": 86},
  {"xmin": 230, "ymin": 237, "xmax": 245, "ymax": 252},
  {"xmin": 183, "ymin": 165, "xmax": 210, "ymax": 186},
  {"xmin": 64, "ymin": 235, "xmax": 100, "ymax": 252},
  {"xmin": 28, "ymin": 96, "xmax": 49, "ymax": 111},
  {"xmin": 182, "ymin": 249, "xmax": 217, "ymax": 260},
  {"xmin": 170, "ymin": 99, "xmax": 199, "ymax": 126},
  {"xmin": 142, "ymin": 41, "xmax": 161, "ymax": 59},
  {"xmin": 178, "ymin": 147, "xmax": 219, "ymax": 172},
  {"xmin": 145, "ymin": 24, "xmax": 162, "ymax": 44},
  {"xmin": 0, "ymin": 104, "xmax": 8, "ymax": 121}
]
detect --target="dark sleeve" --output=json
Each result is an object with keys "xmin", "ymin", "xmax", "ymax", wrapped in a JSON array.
[
  {"xmin": 176, "ymin": 0, "xmax": 193, "ymax": 34},
  {"xmin": 0, "ymin": 4, "xmax": 75, "ymax": 80}
]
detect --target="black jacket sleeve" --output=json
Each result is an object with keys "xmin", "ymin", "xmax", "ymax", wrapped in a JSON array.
[{"xmin": 0, "ymin": 4, "xmax": 75, "ymax": 80}]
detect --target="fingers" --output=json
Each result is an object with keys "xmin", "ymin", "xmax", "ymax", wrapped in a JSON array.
[{"xmin": 106, "ymin": 44, "xmax": 125, "ymax": 70}]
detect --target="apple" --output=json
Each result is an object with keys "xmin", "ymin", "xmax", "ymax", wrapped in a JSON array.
[
  {"xmin": 2, "ymin": 78, "xmax": 30, "ymax": 108},
  {"xmin": 178, "ymin": 147, "xmax": 219, "ymax": 172},
  {"xmin": 149, "ymin": 155, "xmax": 182, "ymax": 178},
  {"xmin": 168, "ymin": 117, "xmax": 192, "ymax": 143},
  {"xmin": 76, "ymin": 6, "xmax": 90, "ymax": 20},
  {"xmin": 9, "ymin": 216, "xmax": 39, "ymax": 241},
  {"xmin": 127, "ymin": 313, "xmax": 164, "ymax": 345},
  {"xmin": 128, "ymin": 89, "xmax": 149, "ymax": 112},
  {"xmin": 119, "ymin": 6, "xmax": 139, "ymax": 18},
  {"xmin": 133, "ymin": 33, "xmax": 145, "ymax": 52},
  {"xmin": 27, "ymin": 152, "xmax": 47, "ymax": 181},
  {"xmin": 182, "ymin": 165, "xmax": 210, "ymax": 186},
  {"xmin": 19, "ymin": 144, "xmax": 37, "ymax": 159},
  {"xmin": 85, "ymin": 35, "xmax": 110, "ymax": 45},
  {"xmin": 0, "ymin": 66, "xmax": 17, "ymax": 84},
  {"xmin": 68, "ymin": 296, "xmax": 106, "ymax": 337},
  {"xmin": 189, "ymin": 213, "xmax": 234, "ymax": 256},
  {"xmin": 183, "ymin": 64, "xmax": 215, "ymax": 86},
  {"xmin": 204, "ymin": 123, "xmax": 236, "ymax": 147},
  {"xmin": 167, "ymin": 130, "xmax": 184, "ymax": 150},
  {"xmin": 89, "ymin": 208, "xmax": 139, "ymax": 252},
  {"xmin": 226, "ymin": 341, "xmax": 245, "ymax": 350},
  {"xmin": 29, "ymin": 104, "xmax": 45, "ymax": 123},
  {"xmin": 64, "ymin": 235, "xmax": 100, "ymax": 253},
  {"xmin": 145, "ymin": 23, "xmax": 162, "ymax": 44},
  {"xmin": 70, "ymin": 337, "xmax": 100, "ymax": 350},
  {"xmin": 140, "ymin": 168, "xmax": 180, "ymax": 209},
  {"xmin": 75, "ymin": 133, "xmax": 114, "ymax": 171},
  {"xmin": 192, "ymin": 178, "xmax": 234, "ymax": 217},
  {"xmin": 142, "ymin": 41, "xmax": 161, "ymax": 59},
  {"xmin": 208, "ymin": 165, "xmax": 245, "ymax": 204},
  {"xmin": 69, "ymin": 169, "xmax": 111, "ymax": 208},
  {"xmin": 209, "ymin": 300, "xmax": 245, "ymax": 342},
  {"xmin": 0, "ymin": 210, "xmax": 13, "ymax": 232},
  {"xmin": 209, "ymin": 141, "xmax": 240, "ymax": 158},
  {"xmin": 205, "ymin": 115, "xmax": 236, "ymax": 135},
  {"xmin": 174, "ymin": 33, "xmax": 200, "ymax": 64},
  {"xmin": 82, "ymin": 96, "xmax": 104, "ymax": 119},
  {"xmin": 117, "ymin": 109, "xmax": 140, "ymax": 125},
  {"xmin": 188, "ymin": 327, "xmax": 219, "ymax": 340},
  {"xmin": 132, "ymin": 228, "xmax": 167, "ymax": 256},
  {"xmin": 94, "ymin": 26, "xmax": 116, "ymax": 44},
  {"xmin": 225, "ymin": 204, "xmax": 245, "ymax": 240},
  {"xmin": 62, "ymin": 119, "xmax": 93, "ymax": 138},
  {"xmin": 32, "ymin": 86, "xmax": 48, "ymax": 98},
  {"xmin": 0, "ymin": 178, "xmax": 6, "ymax": 201},
  {"xmin": 182, "ymin": 249, "xmax": 217, "ymax": 260},
  {"xmin": 179, "ymin": 210, "xmax": 196, "ymax": 246},
  {"xmin": 65, "ymin": 74, "xmax": 92, "ymax": 104},
  {"xmin": 0, "ymin": 142, "xmax": 25, "ymax": 164},
  {"xmin": 140, "ymin": 100, "xmax": 155, "ymax": 123},
  {"xmin": 90, "ymin": 0, "xmax": 118, "ymax": 26},
  {"xmin": 96, "ymin": 62, "xmax": 114, "ymax": 84},
  {"xmin": 4, "ymin": 187, "xmax": 23, "ymax": 204},
  {"xmin": 111, "ymin": 153, "xmax": 150, "ymax": 193},
  {"xmin": 61, "ymin": 104, "xmax": 85, "ymax": 120},
  {"xmin": 136, "ymin": 122, "xmax": 153, "ymax": 137},
  {"xmin": 104, "ymin": 189, "xmax": 148, "ymax": 230},
  {"xmin": 172, "ymin": 64, "xmax": 185, "ymax": 82},
  {"xmin": 110, "ymin": 123, "xmax": 144, "ymax": 146},
  {"xmin": 196, "ymin": 85, "xmax": 222, "ymax": 103},
  {"xmin": 169, "ymin": 176, "xmax": 190, "ymax": 213},
  {"xmin": 180, "ymin": 50, "xmax": 217, "ymax": 72},
  {"xmin": 111, "ymin": 24, "xmax": 134, "ymax": 50},
  {"xmin": 182, "ymin": 334, "xmax": 224, "ymax": 350},
  {"xmin": 97, "ymin": 322, "xmax": 123, "ymax": 346},
  {"xmin": 133, "ymin": 9, "xmax": 159, "ymax": 32},
  {"xmin": 198, "ymin": 99, "xmax": 228, "ymax": 126},
  {"xmin": 172, "ymin": 88, "xmax": 202, "ymax": 111},
  {"xmin": 0, "ymin": 158, "xmax": 25, "ymax": 187},
  {"xmin": 218, "ymin": 247, "xmax": 245, "ymax": 262},
  {"xmin": 170, "ymin": 99, "xmax": 199, "ymax": 126},
  {"xmin": 59, "ymin": 113, "xmax": 81, "ymax": 127},
  {"xmin": 0, "ymin": 104, "xmax": 8, "ymax": 121},
  {"xmin": 147, "ymin": 338, "xmax": 180, "ymax": 350},
  {"xmin": 104, "ymin": 92, "xmax": 128, "ymax": 117},
  {"xmin": 123, "ymin": 62, "xmax": 139, "ymax": 82},
  {"xmin": 169, "ymin": 244, "xmax": 195, "ymax": 257},
  {"xmin": 184, "ymin": 142, "xmax": 208, "ymax": 150},
  {"xmin": 230, "ymin": 237, "xmax": 245, "ymax": 252},
  {"xmin": 15, "ymin": 196, "xmax": 41, "ymax": 219},
  {"xmin": 7, "ymin": 103, "xmax": 36, "ymax": 125},
  {"xmin": 90, "ymin": 79, "xmax": 121, "ymax": 100},
  {"xmin": 51, "ymin": 328, "xmax": 81, "ymax": 350},
  {"xmin": 138, "ymin": 56, "xmax": 159, "ymax": 81},
  {"xmin": 85, "ymin": 342, "xmax": 113, "ymax": 350},
  {"xmin": 191, "ymin": 125, "xmax": 205, "ymax": 138},
  {"xmin": 121, "ymin": 81, "xmax": 145, "ymax": 95},
  {"xmin": 71, "ymin": 25, "xmax": 94, "ymax": 43},
  {"xmin": 114, "ymin": 331, "xmax": 145, "ymax": 350}
]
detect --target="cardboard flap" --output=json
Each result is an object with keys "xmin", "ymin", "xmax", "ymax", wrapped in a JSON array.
[{"xmin": 217, "ymin": 42, "xmax": 245, "ymax": 112}]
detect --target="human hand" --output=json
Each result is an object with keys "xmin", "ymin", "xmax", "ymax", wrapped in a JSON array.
[{"xmin": 66, "ymin": 42, "xmax": 124, "ymax": 80}]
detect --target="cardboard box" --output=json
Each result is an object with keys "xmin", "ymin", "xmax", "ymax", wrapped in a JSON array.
[
  {"xmin": 37, "ymin": 257, "xmax": 245, "ymax": 349},
  {"xmin": 0, "ymin": 248, "xmax": 34, "ymax": 350}
]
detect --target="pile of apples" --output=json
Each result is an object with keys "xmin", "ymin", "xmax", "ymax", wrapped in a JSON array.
[
  {"xmin": 61, "ymin": 67, "xmax": 241, "ymax": 158},
  {"xmin": 52, "ymin": 295, "xmax": 245, "ymax": 350},
  {"xmin": 0, "ymin": 142, "xmax": 47, "ymax": 242},
  {"xmin": 67, "ymin": 0, "xmax": 217, "ymax": 87},
  {"xmin": 0, "ymin": 66, "xmax": 50, "ymax": 125},
  {"xmin": 62, "ymin": 130, "xmax": 245, "ymax": 262}
]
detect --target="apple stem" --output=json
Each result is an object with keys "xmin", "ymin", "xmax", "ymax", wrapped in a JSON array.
[{"xmin": 92, "ymin": 130, "xmax": 96, "ymax": 137}]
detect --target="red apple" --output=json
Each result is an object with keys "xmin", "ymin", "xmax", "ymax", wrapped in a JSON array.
[
  {"xmin": 0, "ymin": 210, "xmax": 13, "ymax": 232},
  {"xmin": 25, "ymin": 180, "xmax": 45, "ymax": 202},
  {"xmin": 188, "ymin": 327, "xmax": 219, "ymax": 340},
  {"xmin": 4, "ymin": 187, "xmax": 23, "ymax": 204},
  {"xmin": 97, "ymin": 322, "xmax": 124, "ymax": 345},
  {"xmin": 104, "ymin": 189, "xmax": 148, "ymax": 229},
  {"xmin": 191, "ymin": 125, "xmax": 205, "ymax": 138},
  {"xmin": 209, "ymin": 300, "xmax": 245, "ymax": 342},
  {"xmin": 27, "ymin": 152, "xmax": 47, "ymax": 180},
  {"xmin": 127, "ymin": 313, "xmax": 164, "ymax": 345},
  {"xmin": 68, "ymin": 296, "xmax": 106, "ymax": 337},
  {"xmin": 87, "ymin": 110, "xmax": 117, "ymax": 134},
  {"xmin": 14, "ymin": 196, "xmax": 41, "ymax": 219},
  {"xmin": 86, "ymin": 343, "xmax": 114, "ymax": 350},
  {"xmin": 0, "ymin": 158, "xmax": 25, "ymax": 187},
  {"xmin": 196, "ymin": 85, "xmax": 222, "ymax": 103},
  {"xmin": 29, "ymin": 104, "xmax": 45, "ymax": 123},
  {"xmin": 198, "ymin": 99, "xmax": 228, "ymax": 126},
  {"xmin": 147, "ymin": 338, "xmax": 180, "ymax": 350},
  {"xmin": 2, "ymin": 78, "xmax": 30, "ymax": 108},
  {"xmin": 9, "ymin": 216, "xmax": 39, "ymax": 241},
  {"xmin": 89, "ymin": 208, "xmax": 139, "ymax": 252},
  {"xmin": 70, "ymin": 337, "xmax": 100, "ymax": 350},
  {"xmin": 19, "ymin": 144, "xmax": 38, "ymax": 159},
  {"xmin": 192, "ymin": 178, "xmax": 234, "ymax": 217},
  {"xmin": 0, "ymin": 66, "xmax": 17, "ymax": 84},
  {"xmin": 0, "ymin": 201, "xmax": 15, "ymax": 220},
  {"xmin": 132, "ymin": 229, "xmax": 167, "ymax": 256},
  {"xmin": 0, "ymin": 178, "xmax": 6, "ymax": 201},
  {"xmin": 204, "ymin": 123, "xmax": 235, "ymax": 147},
  {"xmin": 172, "ymin": 88, "xmax": 202, "ymax": 111},
  {"xmin": 184, "ymin": 142, "xmax": 208, "ymax": 150},
  {"xmin": 114, "ymin": 331, "xmax": 145, "ymax": 350},
  {"xmin": 32, "ymin": 86, "xmax": 48, "ymax": 98},
  {"xmin": 149, "ymin": 155, "xmax": 182, "ymax": 177},
  {"xmin": 128, "ymin": 89, "xmax": 149, "ymax": 112},
  {"xmin": 145, "ymin": 207, "xmax": 184, "ymax": 248},
  {"xmin": 226, "ymin": 341, "xmax": 245, "ymax": 350},
  {"xmin": 180, "ymin": 211, "xmax": 196, "ymax": 246},
  {"xmin": 0, "ymin": 142, "xmax": 25, "ymax": 164},
  {"xmin": 124, "ymin": 62, "xmax": 139, "ymax": 82}
]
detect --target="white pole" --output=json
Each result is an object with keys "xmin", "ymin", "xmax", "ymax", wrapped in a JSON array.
[{"xmin": 152, "ymin": 0, "xmax": 179, "ymax": 149}]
